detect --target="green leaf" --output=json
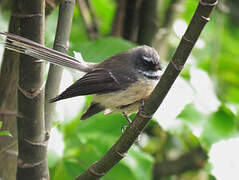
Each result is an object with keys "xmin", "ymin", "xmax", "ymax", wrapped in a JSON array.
[
  {"xmin": 182, "ymin": 0, "xmax": 198, "ymax": 22},
  {"xmin": 177, "ymin": 103, "xmax": 205, "ymax": 124},
  {"xmin": 201, "ymin": 106, "xmax": 237, "ymax": 147},
  {"xmin": 48, "ymin": 150, "xmax": 60, "ymax": 168},
  {"xmin": 51, "ymin": 159, "xmax": 73, "ymax": 180},
  {"xmin": 122, "ymin": 147, "xmax": 153, "ymax": 180},
  {"xmin": 91, "ymin": 0, "xmax": 116, "ymax": 35},
  {"xmin": 105, "ymin": 163, "xmax": 138, "ymax": 180},
  {"xmin": 225, "ymin": 87, "xmax": 239, "ymax": 104},
  {"xmin": 70, "ymin": 37, "xmax": 136, "ymax": 62},
  {"xmin": 69, "ymin": 7, "xmax": 90, "ymax": 45},
  {"xmin": 64, "ymin": 113, "xmax": 125, "ymax": 142},
  {"xmin": 0, "ymin": 130, "xmax": 12, "ymax": 137}
]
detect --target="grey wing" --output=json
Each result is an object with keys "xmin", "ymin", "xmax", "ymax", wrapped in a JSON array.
[{"xmin": 49, "ymin": 68, "xmax": 136, "ymax": 102}]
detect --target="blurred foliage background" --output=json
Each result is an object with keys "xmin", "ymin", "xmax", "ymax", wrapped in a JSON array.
[{"xmin": 0, "ymin": 0, "xmax": 239, "ymax": 180}]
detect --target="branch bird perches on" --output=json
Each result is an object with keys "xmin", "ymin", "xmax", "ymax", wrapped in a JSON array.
[{"xmin": 75, "ymin": 0, "xmax": 218, "ymax": 179}]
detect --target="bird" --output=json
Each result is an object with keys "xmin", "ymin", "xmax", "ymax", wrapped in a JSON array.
[{"xmin": 0, "ymin": 32, "xmax": 162, "ymax": 122}]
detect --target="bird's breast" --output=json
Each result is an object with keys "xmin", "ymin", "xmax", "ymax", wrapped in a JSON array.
[{"xmin": 93, "ymin": 77, "xmax": 158, "ymax": 114}]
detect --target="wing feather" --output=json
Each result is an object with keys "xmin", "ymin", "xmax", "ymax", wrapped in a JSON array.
[{"xmin": 49, "ymin": 68, "xmax": 136, "ymax": 102}]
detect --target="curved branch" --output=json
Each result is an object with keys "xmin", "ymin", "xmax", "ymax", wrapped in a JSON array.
[
  {"xmin": 152, "ymin": 147, "xmax": 208, "ymax": 179},
  {"xmin": 75, "ymin": 0, "xmax": 218, "ymax": 179}
]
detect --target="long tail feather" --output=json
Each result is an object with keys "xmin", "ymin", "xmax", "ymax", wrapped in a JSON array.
[{"xmin": 0, "ymin": 32, "xmax": 94, "ymax": 72}]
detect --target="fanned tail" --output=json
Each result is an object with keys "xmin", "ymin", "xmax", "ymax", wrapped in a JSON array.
[{"xmin": 0, "ymin": 32, "xmax": 93, "ymax": 72}]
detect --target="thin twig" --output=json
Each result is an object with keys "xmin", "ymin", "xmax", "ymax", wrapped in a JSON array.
[
  {"xmin": 77, "ymin": 0, "xmax": 99, "ymax": 40},
  {"xmin": 154, "ymin": 0, "xmax": 185, "ymax": 59},
  {"xmin": 85, "ymin": 0, "xmax": 99, "ymax": 36},
  {"xmin": 152, "ymin": 147, "xmax": 208, "ymax": 179},
  {"xmin": 111, "ymin": 0, "xmax": 127, "ymax": 37}
]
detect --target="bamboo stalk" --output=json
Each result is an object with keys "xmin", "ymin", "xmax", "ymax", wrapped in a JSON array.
[
  {"xmin": 0, "ymin": 1, "xmax": 20, "ymax": 179},
  {"xmin": 77, "ymin": 0, "xmax": 99, "ymax": 40},
  {"xmin": 137, "ymin": 0, "xmax": 159, "ymax": 45},
  {"xmin": 111, "ymin": 0, "xmax": 127, "ymax": 37},
  {"xmin": 45, "ymin": 0, "xmax": 75, "ymax": 133},
  {"xmin": 16, "ymin": 0, "xmax": 48, "ymax": 179},
  {"xmin": 122, "ymin": 0, "xmax": 142, "ymax": 42}
]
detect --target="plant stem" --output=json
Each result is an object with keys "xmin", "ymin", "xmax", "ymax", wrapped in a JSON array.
[
  {"xmin": 122, "ymin": 0, "xmax": 142, "ymax": 42},
  {"xmin": 45, "ymin": 0, "xmax": 75, "ymax": 132},
  {"xmin": 152, "ymin": 147, "xmax": 207, "ymax": 179},
  {"xmin": 0, "ymin": 1, "xmax": 20, "ymax": 179},
  {"xmin": 16, "ymin": 0, "xmax": 48, "ymax": 179},
  {"xmin": 111, "ymin": 0, "xmax": 127, "ymax": 37},
  {"xmin": 137, "ymin": 0, "xmax": 159, "ymax": 45},
  {"xmin": 77, "ymin": 0, "xmax": 99, "ymax": 40}
]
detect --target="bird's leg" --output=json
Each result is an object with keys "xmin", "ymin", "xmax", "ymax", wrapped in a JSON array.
[
  {"xmin": 122, "ymin": 112, "xmax": 132, "ymax": 124},
  {"xmin": 121, "ymin": 99, "xmax": 145, "ymax": 133},
  {"xmin": 138, "ymin": 99, "xmax": 145, "ymax": 113},
  {"xmin": 121, "ymin": 112, "xmax": 141, "ymax": 142},
  {"xmin": 121, "ymin": 112, "xmax": 132, "ymax": 133}
]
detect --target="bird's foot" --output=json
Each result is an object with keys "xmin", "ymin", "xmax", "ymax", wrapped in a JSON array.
[
  {"xmin": 121, "ymin": 125, "xmax": 128, "ymax": 134},
  {"xmin": 122, "ymin": 112, "xmax": 132, "ymax": 124},
  {"xmin": 121, "ymin": 112, "xmax": 132, "ymax": 133},
  {"xmin": 121, "ymin": 112, "xmax": 141, "ymax": 143},
  {"xmin": 138, "ymin": 99, "xmax": 145, "ymax": 112}
]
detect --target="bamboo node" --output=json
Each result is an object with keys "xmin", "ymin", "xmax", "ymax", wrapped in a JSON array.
[
  {"xmin": 171, "ymin": 60, "xmax": 184, "ymax": 71},
  {"xmin": 18, "ymin": 158, "xmax": 45, "ymax": 168},
  {"xmin": 54, "ymin": 42, "xmax": 69, "ymax": 52},
  {"xmin": 199, "ymin": 0, "xmax": 218, "ymax": 7},
  {"xmin": 6, "ymin": 150, "xmax": 18, "ymax": 157},
  {"xmin": 64, "ymin": 0, "xmax": 74, "ymax": 3},
  {"xmin": 16, "ymin": 112, "xmax": 24, "ymax": 119},
  {"xmin": 11, "ymin": 13, "xmax": 43, "ymax": 18},
  {"xmin": 45, "ymin": 131, "xmax": 50, "ymax": 141},
  {"xmin": 115, "ymin": 149, "xmax": 127, "ymax": 158},
  {"xmin": 138, "ymin": 110, "xmax": 152, "ymax": 119},
  {"xmin": 89, "ymin": 162, "xmax": 105, "ymax": 177},
  {"xmin": 24, "ymin": 138, "xmax": 47, "ymax": 147},
  {"xmin": 18, "ymin": 82, "xmax": 45, "ymax": 99},
  {"xmin": 182, "ymin": 35, "xmax": 194, "ymax": 44},
  {"xmin": 0, "ymin": 109, "xmax": 17, "ymax": 116},
  {"xmin": 196, "ymin": 11, "xmax": 210, "ymax": 22}
]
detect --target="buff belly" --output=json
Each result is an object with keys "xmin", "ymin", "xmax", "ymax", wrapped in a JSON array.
[{"xmin": 93, "ymin": 77, "xmax": 158, "ymax": 115}]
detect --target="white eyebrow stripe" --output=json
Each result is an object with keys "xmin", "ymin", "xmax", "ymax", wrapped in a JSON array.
[
  {"xmin": 142, "ymin": 55, "xmax": 153, "ymax": 62},
  {"xmin": 137, "ymin": 69, "xmax": 162, "ymax": 79}
]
